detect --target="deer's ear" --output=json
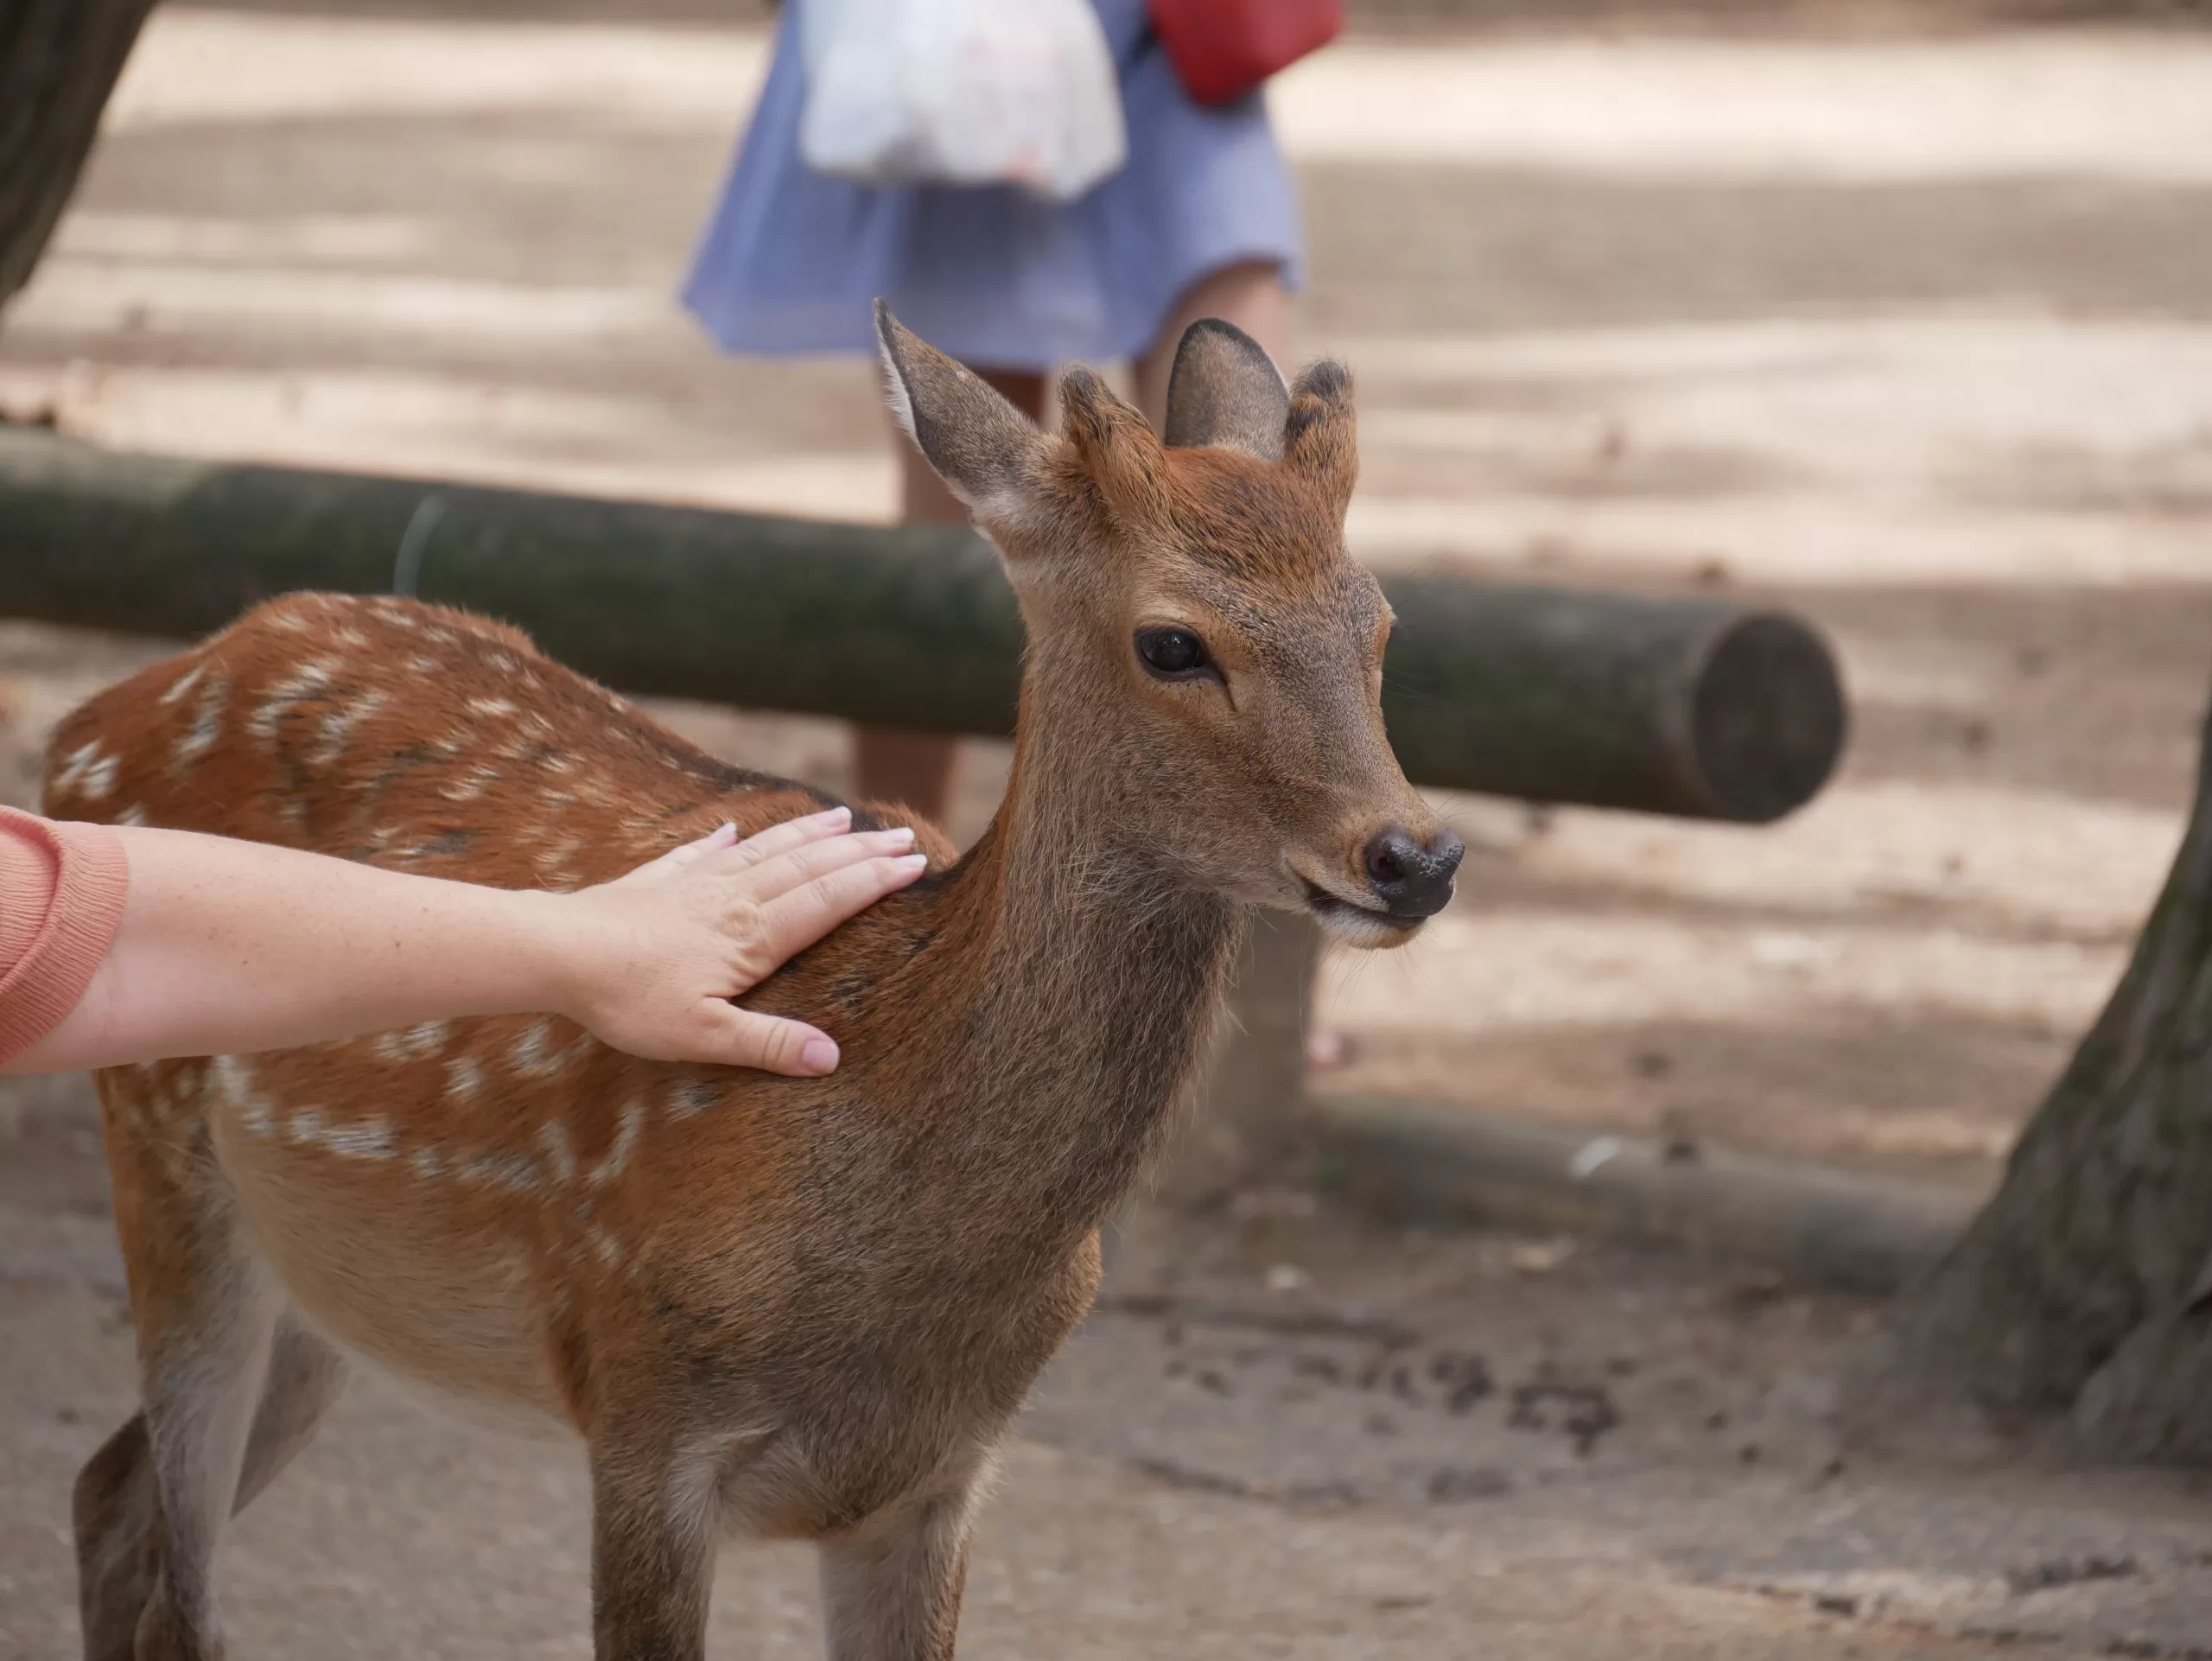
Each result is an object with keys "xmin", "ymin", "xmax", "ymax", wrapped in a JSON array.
[
  {"xmin": 1284, "ymin": 358, "xmax": 1357, "ymax": 509},
  {"xmin": 874, "ymin": 301, "xmax": 1048, "ymax": 528},
  {"xmin": 1161, "ymin": 317, "xmax": 1289, "ymax": 461},
  {"xmin": 1060, "ymin": 363, "xmax": 1173, "ymax": 535}
]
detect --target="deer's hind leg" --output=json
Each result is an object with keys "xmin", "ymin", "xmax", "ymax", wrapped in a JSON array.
[
  {"xmin": 76, "ymin": 1319, "xmax": 347, "ymax": 1661},
  {"xmin": 76, "ymin": 1072, "xmax": 299, "ymax": 1661}
]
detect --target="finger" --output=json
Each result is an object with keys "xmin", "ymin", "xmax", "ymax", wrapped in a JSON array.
[
  {"xmin": 608, "ymin": 821, "xmax": 737, "ymax": 888},
  {"xmin": 734, "ymin": 826, "xmax": 917, "ymax": 901},
  {"xmin": 664, "ymin": 822, "xmax": 740, "ymax": 869},
  {"xmin": 691, "ymin": 1005, "xmax": 842, "ymax": 1076},
  {"xmin": 723, "ymin": 805, "xmax": 855, "ymax": 869},
  {"xmin": 755, "ymin": 852, "xmax": 928, "ymax": 960}
]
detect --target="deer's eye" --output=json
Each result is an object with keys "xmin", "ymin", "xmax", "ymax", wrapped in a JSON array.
[{"xmin": 1136, "ymin": 627, "xmax": 1212, "ymax": 682}]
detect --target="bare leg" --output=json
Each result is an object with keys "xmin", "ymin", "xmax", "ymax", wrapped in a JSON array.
[
  {"xmin": 864, "ymin": 367, "xmax": 1050, "ymax": 824},
  {"xmin": 817, "ymin": 1473, "xmax": 984, "ymax": 1661},
  {"xmin": 1133, "ymin": 258, "xmax": 1290, "ymax": 435}
]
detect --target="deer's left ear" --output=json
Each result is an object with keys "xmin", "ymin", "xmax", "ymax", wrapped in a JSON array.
[
  {"xmin": 1285, "ymin": 359, "xmax": 1357, "ymax": 512},
  {"xmin": 874, "ymin": 301, "xmax": 1050, "ymax": 531}
]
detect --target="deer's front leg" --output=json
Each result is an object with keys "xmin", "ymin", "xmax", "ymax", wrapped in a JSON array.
[
  {"xmin": 588, "ymin": 1435, "xmax": 722, "ymax": 1661},
  {"xmin": 817, "ymin": 1467, "xmax": 985, "ymax": 1661}
]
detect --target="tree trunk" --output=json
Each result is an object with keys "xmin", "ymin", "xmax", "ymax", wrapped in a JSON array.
[
  {"xmin": 1884, "ymin": 690, "xmax": 2212, "ymax": 1461},
  {"xmin": 0, "ymin": 0, "xmax": 156, "ymax": 312}
]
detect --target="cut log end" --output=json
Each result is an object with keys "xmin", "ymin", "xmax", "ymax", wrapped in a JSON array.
[{"xmin": 1688, "ymin": 612, "xmax": 1848, "ymax": 824}]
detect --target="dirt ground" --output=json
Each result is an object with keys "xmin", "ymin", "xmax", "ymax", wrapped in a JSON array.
[{"xmin": 4, "ymin": 5, "xmax": 2212, "ymax": 1656}]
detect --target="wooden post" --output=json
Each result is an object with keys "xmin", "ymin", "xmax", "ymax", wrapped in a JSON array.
[
  {"xmin": 1150, "ymin": 911, "xmax": 1323, "ymax": 1213},
  {"xmin": 0, "ymin": 432, "xmax": 1848, "ymax": 820}
]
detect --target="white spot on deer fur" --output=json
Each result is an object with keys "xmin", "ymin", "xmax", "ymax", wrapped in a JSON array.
[
  {"xmin": 159, "ymin": 663, "xmax": 207, "ymax": 706},
  {"xmin": 459, "ymin": 1152, "xmax": 539, "ymax": 1193},
  {"xmin": 486, "ymin": 653, "xmax": 518, "ymax": 674},
  {"xmin": 588, "ymin": 1225, "xmax": 626, "ymax": 1270},
  {"xmin": 511, "ymin": 1019, "xmax": 575, "ymax": 1078},
  {"xmin": 446, "ymin": 1055, "xmax": 484, "ymax": 1100},
  {"xmin": 410, "ymin": 1146, "xmax": 443, "ymax": 1180},
  {"xmin": 318, "ymin": 1118, "xmax": 396, "ymax": 1161},
  {"xmin": 269, "ymin": 609, "xmax": 313, "ymax": 633},
  {"xmin": 286, "ymin": 1109, "xmax": 325, "ymax": 1145},
  {"xmin": 537, "ymin": 1121, "xmax": 577, "ymax": 1184},
  {"xmin": 334, "ymin": 627, "xmax": 370, "ymax": 649},
  {"xmin": 212, "ymin": 1053, "xmax": 252, "ymax": 1099},
  {"xmin": 665, "ymin": 1079, "xmax": 718, "ymax": 1121},
  {"xmin": 534, "ymin": 835, "xmax": 583, "ymax": 873},
  {"xmin": 410, "ymin": 657, "xmax": 439, "ymax": 673},
  {"xmin": 375, "ymin": 1020, "xmax": 450, "ymax": 1064},
  {"xmin": 52, "ymin": 741, "xmax": 118, "ymax": 802},
  {"xmin": 168, "ymin": 674, "xmax": 232, "ymax": 776},
  {"xmin": 251, "ymin": 662, "xmax": 334, "ymax": 740},
  {"xmin": 117, "ymin": 803, "xmax": 149, "ymax": 827},
  {"xmin": 311, "ymin": 690, "xmax": 387, "ymax": 766},
  {"xmin": 441, "ymin": 764, "xmax": 501, "ymax": 802},
  {"xmin": 588, "ymin": 1103, "xmax": 644, "ymax": 1187},
  {"xmin": 467, "ymin": 697, "xmax": 517, "ymax": 719}
]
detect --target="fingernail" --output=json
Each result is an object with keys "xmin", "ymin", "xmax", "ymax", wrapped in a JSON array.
[
  {"xmin": 717, "ymin": 821, "xmax": 738, "ymax": 839},
  {"xmin": 887, "ymin": 825, "xmax": 916, "ymax": 844},
  {"xmin": 893, "ymin": 853, "xmax": 927, "ymax": 872},
  {"xmin": 800, "ymin": 1035, "xmax": 839, "ymax": 1073},
  {"xmin": 818, "ymin": 805, "xmax": 852, "ymax": 824}
]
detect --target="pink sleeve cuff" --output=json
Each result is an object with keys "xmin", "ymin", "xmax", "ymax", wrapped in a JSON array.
[{"xmin": 0, "ymin": 805, "xmax": 130, "ymax": 1066}]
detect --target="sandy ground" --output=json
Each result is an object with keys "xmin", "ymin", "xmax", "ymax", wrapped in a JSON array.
[
  {"xmin": 5, "ymin": 7, "xmax": 2212, "ymax": 1656},
  {"xmin": 9, "ymin": 1110, "xmax": 2212, "ymax": 1660}
]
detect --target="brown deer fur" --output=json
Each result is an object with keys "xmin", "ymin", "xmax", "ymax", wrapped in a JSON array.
[{"xmin": 47, "ymin": 308, "xmax": 1452, "ymax": 1661}]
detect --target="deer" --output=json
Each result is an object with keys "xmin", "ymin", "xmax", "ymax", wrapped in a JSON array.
[{"xmin": 44, "ymin": 304, "xmax": 1465, "ymax": 1661}]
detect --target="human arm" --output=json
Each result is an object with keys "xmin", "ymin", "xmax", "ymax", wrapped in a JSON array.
[{"xmin": 2, "ymin": 807, "xmax": 923, "ymax": 1078}]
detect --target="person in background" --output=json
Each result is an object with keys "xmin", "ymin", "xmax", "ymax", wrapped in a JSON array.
[
  {"xmin": 1, "ymin": 805, "xmax": 924, "ymax": 1078},
  {"xmin": 683, "ymin": 0, "xmax": 1305, "ymax": 822}
]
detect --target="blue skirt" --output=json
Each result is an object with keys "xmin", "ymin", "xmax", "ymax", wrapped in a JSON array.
[{"xmin": 681, "ymin": 0, "xmax": 1306, "ymax": 371}]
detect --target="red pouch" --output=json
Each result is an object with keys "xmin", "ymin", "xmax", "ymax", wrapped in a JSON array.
[{"xmin": 1147, "ymin": 0, "xmax": 1343, "ymax": 107}]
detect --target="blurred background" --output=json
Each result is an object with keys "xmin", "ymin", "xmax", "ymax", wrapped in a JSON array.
[
  {"xmin": 4, "ymin": 0, "xmax": 2212, "ymax": 1653},
  {"xmin": 6, "ymin": 0, "xmax": 2209, "ymax": 1194}
]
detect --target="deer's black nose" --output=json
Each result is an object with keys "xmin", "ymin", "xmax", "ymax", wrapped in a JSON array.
[{"xmin": 1361, "ymin": 825, "xmax": 1465, "ymax": 919}]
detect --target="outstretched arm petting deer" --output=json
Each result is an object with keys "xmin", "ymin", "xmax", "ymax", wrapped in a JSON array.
[{"xmin": 42, "ymin": 306, "xmax": 1462, "ymax": 1661}]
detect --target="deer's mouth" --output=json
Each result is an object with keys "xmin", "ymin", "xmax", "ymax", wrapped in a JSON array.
[{"xmin": 1299, "ymin": 875, "xmax": 1424, "ymax": 945}]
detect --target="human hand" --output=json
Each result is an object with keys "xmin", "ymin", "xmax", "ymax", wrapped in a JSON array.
[{"xmin": 554, "ymin": 808, "xmax": 925, "ymax": 1075}]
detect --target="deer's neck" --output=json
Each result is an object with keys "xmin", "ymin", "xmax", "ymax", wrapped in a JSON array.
[{"xmin": 898, "ymin": 686, "xmax": 1241, "ymax": 1241}]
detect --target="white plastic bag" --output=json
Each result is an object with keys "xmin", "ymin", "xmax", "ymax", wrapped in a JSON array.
[{"xmin": 798, "ymin": 0, "xmax": 1128, "ymax": 204}]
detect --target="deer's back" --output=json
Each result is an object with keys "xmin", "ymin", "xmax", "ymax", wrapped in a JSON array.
[{"xmin": 45, "ymin": 593, "xmax": 1003, "ymax": 1442}]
